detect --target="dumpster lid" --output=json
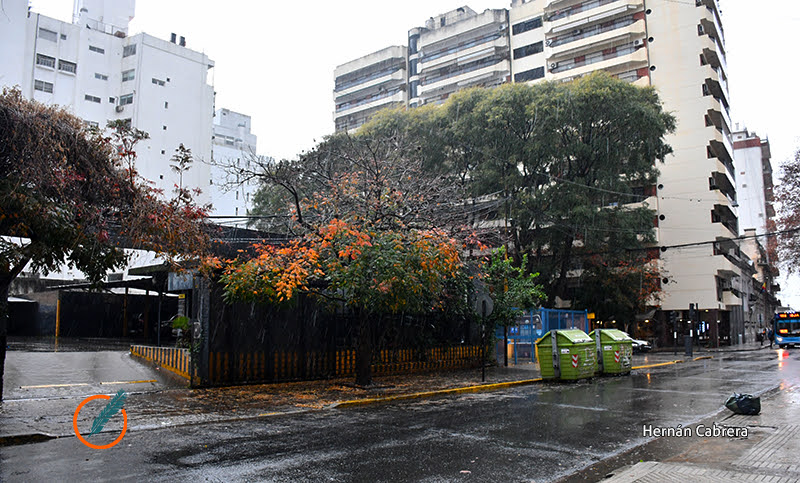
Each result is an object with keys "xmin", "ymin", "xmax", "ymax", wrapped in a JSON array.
[
  {"xmin": 590, "ymin": 329, "xmax": 633, "ymax": 341},
  {"xmin": 538, "ymin": 329, "xmax": 593, "ymax": 344}
]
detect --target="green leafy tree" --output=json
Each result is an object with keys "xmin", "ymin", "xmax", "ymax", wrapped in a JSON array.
[
  {"xmin": 362, "ymin": 72, "xmax": 674, "ymax": 311},
  {"xmin": 480, "ymin": 247, "xmax": 545, "ymax": 367},
  {"xmin": 0, "ymin": 88, "xmax": 209, "ymax": 399}
]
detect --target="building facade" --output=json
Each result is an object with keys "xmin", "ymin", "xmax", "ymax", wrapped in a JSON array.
[
  {"xmin": 333, "ymin": 0, "xmax": 756, "ymax": 345},
  {"xmin": 211, "ymin": 108, "xmax": 259, "ymax": 217},
  {"xmin": 0, "ymin": 0, "xmax": 254, "ymax": 215}
]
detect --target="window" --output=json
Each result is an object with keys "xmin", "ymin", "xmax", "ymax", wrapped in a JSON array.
[
  {"xmin": 109, "ymin": 97, "xmax": 115, "ymax": 103},
  {"xmin": 513, "ymin": 42, "xmax": 544, "ymax": 59},
  {"xmin": 85, "ymin": 120, "xmax": 99, "ymax": 128},
  {"xmin": 162, "ymin": 125, "xmax": 167, "ymax": 130},
  {"xmin": 151, "ymin": 77, "xmax": 165, "ymax": 86},
  {"xmin": 95, "ymin": 72, "xmax": 108, "ymax": 81},
  {"xmin": 122, "ymin": 69, "xmax": 135, "ymax": 82},
  {"xmin": 119, "ymin": 94, "xmax": 134, "ymax": 105},
  {"xmin": 84, "ymin": 94, "xmax": 101, "ymax": 103},
  {"xmin": 512, "ymin": 17, "xmax": 542, "ymax": 35},
  {"xmin": 58, "ymin": 60, "xmax": 77, "ymax": 74},
  {"xmin": 36, "ymin": 54, "xmax": 56, "ymax": 68},
  {"xmin": 164, "ymin": 101, "xmax": 169, "ymax": 109},
  {"xmin": 38, "ymin": 28, "xmax": 58, "ymax": 42},
  {"xmin": 122, "ymin": 44, "xmax": 136, "ymax": 57},
  {"xmin": 514, "ymin": 66, "xmax": 545, "ymax": 82},
  {"xmin": 34, "ymin": 80, "xmax": 54, "ymax": 93},
  {"xmin": 60, "ymin": 33, "xmax": 67, "ymax": 40},
  {"xmin": 89, "ymin": 45, "xmax": 105, "ymax": 54},
  {"xmin": 161, "ymin": 150, "xmax": 166, "ymax": 155}
]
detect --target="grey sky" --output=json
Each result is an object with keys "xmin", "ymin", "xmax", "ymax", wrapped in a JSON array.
[{"xmin": 28, "ymin": 0, "xmax": 800, "ymax": 308}]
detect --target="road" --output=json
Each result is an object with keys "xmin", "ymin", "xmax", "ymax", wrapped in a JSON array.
[{"xmin": 2, "ymin": 349, "xmax": 797, "ymax": 482}]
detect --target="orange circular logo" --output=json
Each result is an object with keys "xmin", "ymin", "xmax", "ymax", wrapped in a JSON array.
[{"xmin": 72, "ymin": 394, "xmax": 128, "ymax": 449}]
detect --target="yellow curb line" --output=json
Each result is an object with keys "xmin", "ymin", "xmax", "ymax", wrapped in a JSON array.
[
  {"xmin": 632, "ymin": 360, "xmax": 684, "ymax": 370},
  {"xmin": 334, "ymin": 378, "xmax": 543, "ymax": 408},
  {"xmin": 21, "ymin": 379, "xmax": 158, "ymax": 389},
  {"xmin": 693, "ymin": 356, "xmax": 714, "ymax": 361}
]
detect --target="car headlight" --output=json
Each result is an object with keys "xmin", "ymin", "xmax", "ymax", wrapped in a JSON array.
[{"xmin": 775, "ymin": 336, "xmax": 783, "ymax": 342}]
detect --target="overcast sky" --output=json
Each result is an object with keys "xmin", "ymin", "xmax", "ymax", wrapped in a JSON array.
[{"xmin": 28, "ymin": 0, "xmax": 800, "ymax": 308}]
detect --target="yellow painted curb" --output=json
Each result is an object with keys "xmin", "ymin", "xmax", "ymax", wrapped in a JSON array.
[
  {"xmin": 632, "ymin": 360, "xmax": 684, "ymax": 370},
  {"xmin": 693, "ymin": 356, "xmax": 714, "ymax": 361},
  {"xmin": 334, "ymin": 378, "xmax": 543, "ymax": 408}
]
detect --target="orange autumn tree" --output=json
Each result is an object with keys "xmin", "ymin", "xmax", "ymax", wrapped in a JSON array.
[{"xmin": 219, "ymin": 129, "xmax": 476, "ymax": 386}]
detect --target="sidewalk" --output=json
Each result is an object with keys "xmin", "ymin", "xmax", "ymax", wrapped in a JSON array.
[{"xmin": 602, "ymin": 385, "xmax": 800, "ymax": 482}]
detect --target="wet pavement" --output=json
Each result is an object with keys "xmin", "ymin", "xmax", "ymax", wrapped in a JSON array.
[{"xmin": 1, "ymin": 344, "xmax": 796, "ymax": 481}]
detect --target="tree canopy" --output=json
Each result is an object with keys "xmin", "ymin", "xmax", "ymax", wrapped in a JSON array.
[{"xmin": 0, "ymin": 87, "xmax": 210, "ymax": 399}]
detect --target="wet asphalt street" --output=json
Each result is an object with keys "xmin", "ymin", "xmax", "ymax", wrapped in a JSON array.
[{"xmin": 2, "ymin": 349, "xmax": 797, "ymax": 482}]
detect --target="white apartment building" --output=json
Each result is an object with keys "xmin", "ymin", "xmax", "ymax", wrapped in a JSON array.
[
  {"xmin": 0, "ymin": 0, "xmax": 221, "ymax": 209},
  {"xmin": 211, "ymin": 108, "xmax": 259, "ymax": 217},
  {"xmin": 334, "ymin": 0, "xmax": 752, "ymax": 345},
  {"xmin": 410, "ymin": 7, "xmax": 511, "ymax": 107},
  {"xmin": 732, "ymin": 128, "xmax": 775, "ymax": 237},
  {"xmin": 334, "ymin": 46, "xmax": 408, "ymax": 133}
]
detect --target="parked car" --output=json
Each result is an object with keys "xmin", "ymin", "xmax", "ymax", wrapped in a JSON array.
[{"xmin": 632, "ymin": 338, "xmax": 652, "ymax": 353}]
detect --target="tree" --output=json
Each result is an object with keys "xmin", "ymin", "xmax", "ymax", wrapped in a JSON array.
[
  {"xmin": 775, "ymin": 147, "xmax": 800, "ymax": 272},
  {"xmin": 479, "ymin": 247, "xmax": 545, "ymax": 369},
  {"xmin": 362, "ymin": 72, "xmax": 675, "ymax": 310},
  {"xmin": 218, "ymin": 130, "xmax": 476, "ymax": 386},
  {"xmin": 0, "ymin": 88, "xmax": 209, "ymax": 399}
]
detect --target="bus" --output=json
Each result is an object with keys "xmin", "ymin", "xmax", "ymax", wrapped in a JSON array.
[{"xmin": 773, "ymin": 312, "xmax": 800, "ymax": 348}]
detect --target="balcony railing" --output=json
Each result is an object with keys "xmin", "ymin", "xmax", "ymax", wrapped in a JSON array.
[{"xmin": 546, "ymin": 0, "xmax": 621, "ymax": 22}]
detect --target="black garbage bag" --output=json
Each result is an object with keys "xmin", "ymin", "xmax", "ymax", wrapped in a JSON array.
[{"xmin": 725, "ymin": 393, "xmax": 761, "ymax": 415}]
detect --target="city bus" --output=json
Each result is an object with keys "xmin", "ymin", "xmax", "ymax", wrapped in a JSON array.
[{"xmin": 773, "ymin": 312, "xmax": 800, "ymax": 348}]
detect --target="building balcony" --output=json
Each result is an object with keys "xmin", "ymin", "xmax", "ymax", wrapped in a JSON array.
[
  {"xmin": 700, "ymin": 35, "xmax": 727, "ymax": 79},
  {"xmin": 335, "ymin": 90, "xmax": 406, "ymax": 117},
  {"xmin": 708, "ymin": 126, "xmax": 734, "ymax": 167},
  {"xmin": 549, "ymin": 45, "xmax": 647, "ymax": 80},
  {"xmin": 420, "ymin": 62, "xmax": 510, "ymax": 97},
  {"xmin": 420, "ymin": 37, "xmax": 508, "ymax": 71},
  {"xmin": 703, "ymin": 74, "xmax": 729, "ymax": 109},
  {"xmin": 697, "ymin": 0, "xmax": 724, "ymax": 44},
  {"xmin": 547, "ymin": 18, "xmax": 645, "ymax": 59},
  {"xmin": 709, "ymin": 171, "xmax": 736, "ymax": 202},
  {"xmin": 546, "ymin": 0, "xmax": 643, "ymax": 35},
  {"xmin": 712, "ymin": 203, "xmax": 738, "ymax": 235},
  {"xmin": 705, "ymin": 99, "xmax": 731, "ymax": 136},
  {"xmin": 335, "ymin": 70, "xmax": 406, "ymax": 99}
]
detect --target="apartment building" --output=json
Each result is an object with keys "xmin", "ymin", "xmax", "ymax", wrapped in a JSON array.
[
  {"xmin": 0, "ymin": 0, "xmax": 224, "ymax": 211},
  {"xmin": 334, "ymin": 46, "xmax": 408, "ymax": 132},
  {"xmin": 211, "ymin": 108, "xmax": 259, "ymax": 217},
  {"xmin": 410, "ymin": 7, "xmax": 511, "ymax": 107},
  {"xmin": 334, "ymin": 0, "xmax": 752, "ymax": 345}
]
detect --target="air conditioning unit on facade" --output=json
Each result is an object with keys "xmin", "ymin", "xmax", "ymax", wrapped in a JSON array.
[
  {"xmin": 634, "ymin": 39, "xmax": 643, "ymax": 47},
  {"xmin": 115, "ymin": 105, "xmax": 124, "ymax": 113},
  {"xmin": 545, "ymin": 39, "xmax": 553, "ymax": 46}
]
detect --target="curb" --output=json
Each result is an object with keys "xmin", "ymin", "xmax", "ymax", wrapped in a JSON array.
[
  {"xmin": 333, "ymin": 378, "xmax": 543, "ymax": 408},
  {"xmin": 632, "ymin": 360, "xmax": 683, "ymax": 369}
]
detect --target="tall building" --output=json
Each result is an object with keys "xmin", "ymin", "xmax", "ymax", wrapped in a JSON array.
[
  {"xmin": 334, "ymin": 0, "xmax": 752, "ymax": 345},
  {"xmin": 0, "ymin": 0, "xmax": 249, "ymax": 215},
  {"xmin": 211, "ymin": 108, "xmax": 259, "ymax": 217}
]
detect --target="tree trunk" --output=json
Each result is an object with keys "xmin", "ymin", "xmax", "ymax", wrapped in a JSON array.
[{"xmin": 354, "ymin": 313, "xmax": 373, "ymax": 386}]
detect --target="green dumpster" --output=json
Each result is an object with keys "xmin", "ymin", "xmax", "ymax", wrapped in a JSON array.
[
  {"xmin": 536, "ymin": 329, "xmax": 597, "ymax": 381},
  {"xmin": 589, "ymin": 329, "xmax": 633, "ymax": 375}
]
